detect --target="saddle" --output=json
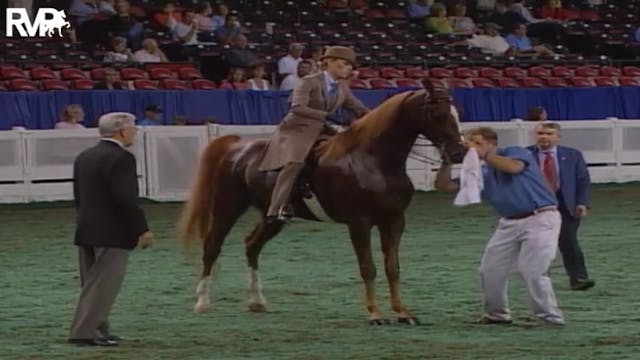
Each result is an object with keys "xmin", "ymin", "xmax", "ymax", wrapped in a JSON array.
[{"xmin": 295, "ymin": 125, "xmax": 340, "ymax": 199}]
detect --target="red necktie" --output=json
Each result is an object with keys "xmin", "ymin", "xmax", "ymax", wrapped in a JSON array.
[{"xmin": 543, "ymin": 152, "xmax": 558, "ymax": 191}]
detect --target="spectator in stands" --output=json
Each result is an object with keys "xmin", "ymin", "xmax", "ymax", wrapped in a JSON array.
[
  {"xmin": 105, "ymin": 0, "xmax": 144, "ymax": 51},
  {"xmin": 55, "ymin": 105, "xmax": 86, "ymax": 129},
  {"xmin": 527, "ymin": 106, "xmax": 548, "ymax": 121},
  {"xmin": 94, "ymin": 68, "xmax": 129, "ymax": 89},
  {"xmin": 280, "ymin": 60, "xmax": 313, "ymax": 91},
  {"xmin": 69, "ymin": 0, "xmax": 112, "ymax": 45},
  {"xmin": 489, "ymin": 1, "xmax": 527, "ymax": 34},
  {"xmin": 224, "ymin": 35, "xmax": 260, "ymax": 68},
  {"xmin": 278, "ymin": 43, "xmax": 304, "ymax": 77},
  {"xmin": 153, "ymin": 2, "xmax": 180, "ymax": 30},
  {"xmin": 211, "ymin": 4, "xmax": 229, "ymax": 30},
  {"xmin": 509, "ymin": 0, "xmax": 566, "ymax": 43},
  {"xmin": 247, "ymin": 63, "xmax": 271, "ymax": 90},
  {"xmin": 69, "ymin": 0, "xmax": 103, "ymax": 26},
  {"xmin": 506, "ymin": 23, "xmax": 555, "ymax": 57},
  {"xmin": 220, "ymin": 68, "xmax": 248, "ymax": 89},
  {"xmin": 537, "ymin": 0, "xmax": 575, "ymax": 22},
  {"xmin": 454, "ymin": 23, "xmax": 514, "ymax": 56},
  {"xmin": 423, "ymin": 3, "xmax": 453, "ymax": 34},
  {"xmin": 406, "ymin": 0, "xmax": 432, "ymax": 19},
  {"xmin": 215, "ymin": 14, "xmax": 243, "ymax": 45},
  {"xmin": 104, "ymin": 36, "xmax": 136, "ymax": 63},
  {"xmin": 449, "ymin": 2, "xmax": 476, "ymax": 35},
  {"xmin": 194, "ymin": 2, "xmax": 215, "ymax": 31},
  {"xmin": 172, "ymin": 9, "xmax": 199, "ymax": 45},
  {"xmin": 305, "ymin": 46, "xmax": 324, "ymax": 74},
  {"xmin": 138, "ymin": 105, "xmax": 163, "ymax": 126},
  {"xmin": 134, "ymin": 38, "xmax": 169, "ymax": 63},
  {"xmin": 98, "ymin": 0, "xmax": 117, "ymax": 15}
]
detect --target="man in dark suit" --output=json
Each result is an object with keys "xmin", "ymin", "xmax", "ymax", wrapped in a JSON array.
[
  {"xmin": 528, "ymin": 121, "xmax": 595, "ymax": 291},
  {"xmin": 68, "ymin": 112, "xmax": 154, "ymax": 347}
]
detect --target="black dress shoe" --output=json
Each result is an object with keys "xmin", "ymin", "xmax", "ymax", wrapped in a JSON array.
[
  {"xmin": 68, "ymin": 338, "xmax": 118, "ymax": 347},
  {"xmin": 105, "ymin": 334, "xmax": 123, "ymax": 341},
  {"xmin": 571, "ymin": 278, "xmax": 595, "ymax": 291}
]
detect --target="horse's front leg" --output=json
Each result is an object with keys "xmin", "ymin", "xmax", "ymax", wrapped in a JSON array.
[
  {"xmin": 379, "ymin": 215, "xmax": 419, "ymax": 325},
  {"xmin": 348, "ymin": 222, "xmax": 385, "ymax": 324}
]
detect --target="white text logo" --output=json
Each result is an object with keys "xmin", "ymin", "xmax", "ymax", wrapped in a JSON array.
[{"xmin": 6, "ymin": 8, "xmax": 71, "ymax": 38}]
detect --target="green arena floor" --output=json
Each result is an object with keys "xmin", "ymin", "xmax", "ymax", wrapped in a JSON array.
[{"xmin": 1, "ymin": 184, "xmax": 639, "ymax": 360}]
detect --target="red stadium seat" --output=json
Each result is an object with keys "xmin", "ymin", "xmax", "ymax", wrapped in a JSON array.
[
  {"xmin": 429, "ymin": 67, "xmax": 453, "ymax": 78},
  {"xmin": 178, "ymin": 67, "xmax": 203, "ymax": 80},
  {"xmin": 90, "ymin": 68, "xmax": 106, "ymax": 80},
  {"xmin": 0, "ymin": 81, "xmax": 6, "ymax": 91},
  {"xmin": 520, "ymin": 77, "xmax": 546, "ymax": 88},
  {"xmin": 599, "ymin": 66, "xmax": 622, "ymax": 77},
  {"xmin": 60, "ymin": 68, "xmax": 88, "ymax": 80},
  {"xmin": 495, "ymin": 77, "xmax": 520, "ymax": 88},
  {"xmin": 448, "ymin": 78, "xmax": 472, "ymax": 88},
  {"xmin": 190, "ymin": 79, "xmax": 217, "ymax": 89},
  {"xmin": 618, "ymin": 77, "xmax": 640, "ymax": 86},
  {"xmin": 622, "ymin": 66, "xmax": 640, "ymax": 76},
  {"xmin": 368, "ymin": 78, "xmax": 396, "ymax": 89},
  {"xmin": 593, "ymin": 77, "xmax": 618, "ymax": 87},
  {"xmin": 405, "ymin": 67, "xmax": 426, "ymax": 79},
  {"xmin": 120, "ymin": 67, "xmax": 148, "ymax": 80},
  {"xmin": 133, "ymin": 79, "xmax": 159, "ymax": 90},
  {"xmin": 425, "ymin": 78, "xmax": 448, "ymax": 89},
  {"xmin": 471, "ymin": 78, "xmax": 495, "ymax": 88},
  {"xmin": 552, "ymin": 66, "xmax": 574, "ymax": 78},
  {"xmin": 162, "ymin": 79, "xmax": 188, "ymax": 90},
  {"xmin": 529, "ymin": 66, "xmax": 552, "ymax": 78},
  {"xmin": 71, "ymin": 79, "xmax": 95, "ymax": 89},
  {"xmin": 575, "ymin": 66, "xmax": 599, "ymax": 77},
  {"xmin": 150, "ymin": 67, "xmax": 176, "ymax": 80},
  {"xmin": 379, "ymin": 67, "xmax": 404, "ymax": 79},
  {"xmin": 546, "ymin": 77, "xmax": 569, "ymax": 87},
  {"xmin": 395, "ymin": 78, "xmax": 422, "ymax": 88},
  {"xmin": 355, "ymin": 68, "xmax": 379, "ymax": 79},
  {"xmin": 570, "ymin": 77, "xmax": 595, "ymax": 87},
  {"xmin": 479, "ymin": 67, "xmax": 503, "ymax": 78},
  {"xmin": 30, "ymin": 67, "xmax": 57, "ymax": 80},
  {"xmin": 503, "ymin": 67, "xmax": 528, "ymax": 78},
  {"xmin": 41, "ymin": 79, "xmax": 68, "ymax": 90},
  {"xmin": 1, "ymin": 66, "xmax": 27, "ymax": 80},
  {"xmin": 454, "ymin": 67, "xmax": 479, "ymax": 79},
  {"xmin": 349, "ymin": 78, "xmax": 370, "ymax": 89},
  {"xmin": 9, "ymin": 79, "xmax": 39, "ymax": 91}
]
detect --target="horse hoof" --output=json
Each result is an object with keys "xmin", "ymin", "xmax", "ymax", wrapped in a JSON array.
[
  {"xmin": 397, "ymin": 316, "xmax": 420, "ymax": 326},
  {"xmin": 369, "ymin": 318, "xmax": 390, "ymax": 326},
  {"xmin": 194, "ymin": 302, "xmax": 211, "ymax": 314},
  {"xmin": 248, "ymin": 302, "xmax": 267, "ymax": 312}
]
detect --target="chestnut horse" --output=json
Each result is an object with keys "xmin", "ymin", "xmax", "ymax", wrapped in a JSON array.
[{"xmin": 179, "ymin": 87, "xmax": 466, "ymax": 325}]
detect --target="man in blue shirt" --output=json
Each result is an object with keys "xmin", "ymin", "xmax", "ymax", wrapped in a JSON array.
[
  {"xmin": 527, "ymin": 122, "xmax": 594, "ymax": 291},
  {"xmin": 435, "ymin": 127, "xmax": 565, "ymax": 326},
  {"xmin": 505, "ymin": 23, "xmax": 554, "ymax": 56},
  {"xmin": 137, "ymin": 105, "xmax": 162, "ymax": 126}
]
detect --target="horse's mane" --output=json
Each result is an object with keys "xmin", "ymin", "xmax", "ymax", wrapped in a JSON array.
[{"xmin": 318, "ymin": 90, "xmax": 422, "ymax": 161}]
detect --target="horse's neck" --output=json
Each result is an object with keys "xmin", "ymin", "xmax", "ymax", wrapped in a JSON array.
[{"xmin": 367, "ymin": 125, "xmax": 417, "ymax": 173}]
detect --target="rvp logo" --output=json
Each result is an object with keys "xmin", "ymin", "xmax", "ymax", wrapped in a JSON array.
[{"xmin": 6, "ymin": 8, "xmax": 71, "ymax": 37}]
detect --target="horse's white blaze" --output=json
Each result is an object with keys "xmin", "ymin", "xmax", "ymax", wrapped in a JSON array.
[
  {"xmin": 194, "ymin": 276, "xmax": 211, "ymax": 313},
  {"xmin": 247, "ymin": 268, "xmax": 266, "ymax": 306}
]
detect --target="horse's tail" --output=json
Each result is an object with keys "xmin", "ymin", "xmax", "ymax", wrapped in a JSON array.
[{"xmin": 178, "ymin": 135, "xmax": 241, "ymax": 248}]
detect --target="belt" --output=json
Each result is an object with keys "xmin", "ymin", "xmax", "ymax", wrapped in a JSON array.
[{"xmin": 506, "ymin": 206, "xmax": 557, "ymax": 220}]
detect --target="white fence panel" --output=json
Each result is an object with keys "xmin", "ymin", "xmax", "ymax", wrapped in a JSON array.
[
  {"xmin": 145, "ymin": 126, "xmax": 209, "ymax": 201},
  {"xmin": 0, "ymin": 131, "xmax": 27, "ymax": 203}
]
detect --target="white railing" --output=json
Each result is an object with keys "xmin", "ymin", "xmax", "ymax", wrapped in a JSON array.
[{"xmin": 0, "ymin": 120, "xmax": 639, "ymax": 203}]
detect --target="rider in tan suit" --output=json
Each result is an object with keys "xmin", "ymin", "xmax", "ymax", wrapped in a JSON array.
[{"xmin": 259, "ymin": 46, "xmax": 370, "ymax": 223}]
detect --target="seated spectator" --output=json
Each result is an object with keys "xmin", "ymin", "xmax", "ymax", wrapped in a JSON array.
[
  {"xmin": 506, "ymin": 23, "xmax": 555, "ymax": 56},
  {"xmin": 153, "ymin": 2, "xmax": 180, "ymax": 30},
  {"xmin": 280, "ymin": 60, "xmax": 313, "ymax": 91},
  {"xmin": 215, "ymin": 14, "xmax": 243, "ymax": 45},
  {"xmin": 489, "ymin": 1, "xmax": 527, "ymax": 34},
  {"xmin": 106, "ymin": 0, "xmax": 144, "ymax": 51},
  {"xmin": 527, "ymin": 106, "xmax": 548, "ymax": 121},
  {"xmin": 449, "ymin": 2, "xmax": 476, "ymax": 35},
  {"xmin": 304, "ymin": 46, "xmax": 324, "ymax": 74},
  {"xmin": 454, "ymin": 23, "xmax": 513, "ymax": 56},
  {"xmin": 277, "ymin": 43, "xmax": 304, "ymax": 77},
  {"xmin": 423, "ymin": 3, "xmax": 453, "ymax": 34},
  {"xmin": 220, "ymin": 68, "xmax": 249, "ymax": 89},
  {"xmin": 536, "ymin": 0, "xmax": 576, "ymax": 21},
  {"xmin": 246, "ymin": 63, "xmax": 271, "ymax": 90},
  {"xmin": 172, "ymin": 9, "xmax": 199, "ymax": 45},
  {"xmin": 509, "ymin": 0, "xmax": 566, "ymax": 42},
  {"xmin": 211, "ymin": 4, "xmax": 229, "ymax": 30},
  {"xmin": 103, "ymin": 36, "xmax": 136, "ymax": 63},
  {"xmin": 134, "ymin": 38, "xmax": 169, "ymax": 63},
  {"xmin": 94, "ymin": 68, "xmax": 129, "ymax": 89},
  {"xmin": 406, "ymin": 0, "xmax": 432, "ymax": 19},
  {"xmin": 69, "ymin": 0, "xmax": 103, "ymax": 26},
  {"xmin": 224, "ymin": 35, "xmax": 260, "ymax": 68},
  {"xmin": 98, "ymin": 0, "xmax": 117, "ymax": 15},
  {"xmin": 138, "ymin": 105, "xmax": 163, "ymax": 126},
  {"xmin": 54, "ymin": 105, "xmax": 86, "ymax": 129},
  {"xmin": 70, "ymin": 0, "xmax": 112, "ymax": 44},
  {"xmin": 194, "ymin": 2, "xmax": 215, "ymax": 31}
]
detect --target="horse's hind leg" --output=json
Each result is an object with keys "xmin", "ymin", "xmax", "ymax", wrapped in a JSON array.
[
  {"xmin": 379, "ymin": 215, "xmax": 419, "ymax": 325},
  {"xmin": 194, "ymin": 189, "xmax": 249, "ymax": 314},
  {"xmin": 244, "ymin": 219, "xmax": 285, "ymax": 312}
]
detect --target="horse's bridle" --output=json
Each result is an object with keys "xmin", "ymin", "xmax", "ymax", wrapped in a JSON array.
[{"xmin": 408, "ymin": 89, "xmax": 457, "ymax": 166}]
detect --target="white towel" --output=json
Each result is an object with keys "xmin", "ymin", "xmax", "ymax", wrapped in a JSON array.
[{"xmin": 453, "ymin": 148, "xmax": 484, "ymax": 206}]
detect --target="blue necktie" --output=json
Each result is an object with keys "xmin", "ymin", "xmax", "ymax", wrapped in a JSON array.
[{"xmin": 328, "ymin": 82, "xmax": 338, "ymax": 103}]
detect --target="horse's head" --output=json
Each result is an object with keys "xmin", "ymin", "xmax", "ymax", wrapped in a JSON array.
[{"xmin": 403, "ymin": 80, "xmax": 467, "ymax": 164}]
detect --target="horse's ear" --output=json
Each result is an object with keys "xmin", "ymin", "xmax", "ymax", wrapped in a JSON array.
[{"xmin": 422, "ymin": 78, "xmax": 435, "ymax": 93}]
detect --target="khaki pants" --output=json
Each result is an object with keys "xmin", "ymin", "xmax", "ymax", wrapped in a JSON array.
[{"xmin": 267, "ymin": 162, "xmax": 304, "ymax": 217}]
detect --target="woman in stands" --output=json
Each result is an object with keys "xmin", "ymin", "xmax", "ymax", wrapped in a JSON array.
[
  {"xmin": 246, "ymin": 64, "xmax": 271, "ymax": 90},
  {"xmin": 54, "ymin": 105, "xmax": 86, "ymax": 129},
  {"xmin": 134, "ymin": 38, "xmax": 169, "ymax": 63},
  {"xmin": 449, "ymin": 3, "xmax": 477, "ymax": 35},
  {"xmin": 103, "ymin": 36, "xmax": 136, "ymax": 63},
  {"xmin": 423, "ymin": 3, "xmax": 453, "ymax": 34},
  {"xmin": 220, "ymin": 68, "xmax": 249, "ymax": 89}
]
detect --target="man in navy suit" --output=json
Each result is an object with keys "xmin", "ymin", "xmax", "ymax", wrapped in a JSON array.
[{"xmin": 528, "ymin": 122, "xmax": 595, "ymax": 291}]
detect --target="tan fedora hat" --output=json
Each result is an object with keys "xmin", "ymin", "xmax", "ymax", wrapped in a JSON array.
[{"xmin": 320, "ymin": 46, "xmax": 357, "ymax": 65}]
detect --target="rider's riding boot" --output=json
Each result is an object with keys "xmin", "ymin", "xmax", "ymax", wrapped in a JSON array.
[{"xmin": 266, "ymin": 204, "xmax": 293, "ymax": 224}]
